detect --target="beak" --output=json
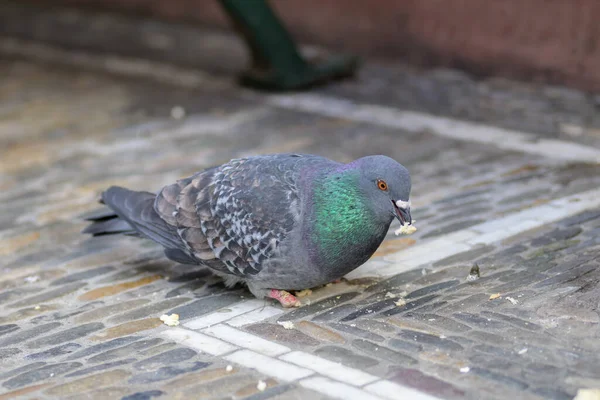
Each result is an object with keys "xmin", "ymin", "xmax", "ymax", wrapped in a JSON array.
[{"xmin": 392, "ymin": 199, "xmax": 412, "ymax": 225}]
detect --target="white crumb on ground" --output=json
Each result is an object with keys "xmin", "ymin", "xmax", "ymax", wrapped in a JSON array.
[
  {"xmin": 226, "ymin": 365, "xmax": 233, "ymax": 372},
  {"xmin": 277, "ymin": 321, "xmax": 295, "ymax": 330},
  {"xmin": 394, "ymin": 298, "xmax": 407, "ymax": 307},
  {"xmin": 460, "ymin": 366, "xmax": 470, "ymax": 373},
  {"xmin": 257, "ymin": 380, "xmax": 267, "ymax": 391},
  {"xmin": 160, "ymin": 313, "xmax": 180, "ymax": 326},
  {"xmin": 506, "ymin": 297, "xmax": 519, "ymax": 305}
]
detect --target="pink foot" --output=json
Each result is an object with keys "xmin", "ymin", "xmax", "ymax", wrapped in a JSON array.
[{"xmin": 268, "ymin": 289, "xmax": 301, "ymax": 308}]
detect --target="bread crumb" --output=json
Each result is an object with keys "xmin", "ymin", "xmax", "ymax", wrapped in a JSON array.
[
  {"xmin": 226, "ymin": 365, "xmax": 233, "ymax": 372},
  {"xmin": 277, "ymin": 321, "xmax": 295, "ymax": 330},
  {"xmin": 160, "ymin": 313, "xmax": 180, "ymax": 326},
  {"xmin": 506, "ymin": 297, "xmax": 519, "ymax": 305},
  {"xmin": 295, "ymin": 289, "xmax": 312, "ymax": 297},
  {"xmin": 34, "ymin": 305, "xmax": 41, "ymax": 310},
  {"xmin": 574, "ymin": 388, "xmax": 600, "ymax": 400},
  {"xmin": 489, "ymin": 293, "xmax": 501, "ymax": 300},
  {"xmin": 257, "ymin": 380, "xmax": 267, "ymax": 391},
  {"xmin": 395, "ymin": 224, "xmax": 417, "ymax": 236},
  {"xmin": 394, "ymin": 299, "xmax": 406, "ymax": 307},
  {"xmin": 460, "ymin": 366, "xmax": 470, "ymax": 373}
]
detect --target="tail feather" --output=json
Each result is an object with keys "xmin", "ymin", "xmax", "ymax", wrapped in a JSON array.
[{"xmin": 83, "ymin": 186, "xmax": 185, "ymax": 252}]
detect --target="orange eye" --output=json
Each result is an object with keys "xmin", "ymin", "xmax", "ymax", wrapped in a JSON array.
[{"xmin": 377, "ymin": 179, "xmax": 388, "ymax": 191}]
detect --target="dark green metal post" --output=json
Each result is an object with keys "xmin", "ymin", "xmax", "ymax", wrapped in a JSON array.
[{"xmin": 219, "ymin": 0, "xmax": 359, "ymax": 91}]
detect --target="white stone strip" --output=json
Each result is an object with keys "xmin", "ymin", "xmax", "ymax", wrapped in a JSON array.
[
  {"xmin": 364, "ymin": 380, "xmax": 442, "ymax": 400},
  {"xmin": 202, "ymin": 324, "xmax": 290, "ymax": 357},
  {"xmin": 225, "ymin": 305, "xmax": 284, "ymax": 327},
  {"xmin": 299, "ymin": 377, "xmax": 387, "ymax": 400},
  {"xmin": 224, "ymin": 349, "xmax": 314, "ymax": 382},
  {"xmin": 267, "ymin": 94, "xmax": 600, "ymax": 164},
  {"xmin": 280, "ymin": 351, "xmax": 379, "ymax": 386},
  {"xmin": 158, "ymin": 328, "xmax": 236, "ymax": 356},
  {"xmin": 348, "ymin": 187, "xmax": 600, "ymax": 278},
  {"xmin": 184, "ymin": 299, "xmax": 266, "ymax": 330}
]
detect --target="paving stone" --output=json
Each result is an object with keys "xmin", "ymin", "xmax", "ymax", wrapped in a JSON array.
[
  {"xmin": 0, "ymin": 324, "xmax": 19, "ymax": 337},
  {"xmin": 74, "ymin": 299, "xmax": 151, "ymax": 324},
  {"xmin": 560, "ymin": 209, "xmax": 600, "ymax": 226},
  {"xmin": 397, "ymin": 329, "xmax": 464, "ymax": 351},
  {"xmin": 432, "ymin": 246, "xmax": 495, "ymax": 267},
  {"xmin": 364, "ymin": 269, "xmax": 429, "ymax": 293},
  {"xmin": 533, "ymin": 264, "xmax": 597, "ymax": 288},
  {"xmin": 3, "ymin": 362, "xmax": 82, "ymax": 389},
  {"xmin": 340, "ymin": 299, "xmax": 397, "ymax": 321},
  {"xmin": 421, "ymin": 219, "xmax": 485, "ymax": 239},
  {"xmin": 351, "ymin": 339, "xmax": 417, "ymax": 366},
  {"xmin": 0, "ymin": 304, "xmax": 59, "ymax": 324},
  {"xmin": 27, "ymin": 322, "xmax": 104, "ymax": 348},
  {"xmin": 107, "ymin": 297, "xmax": 191, "ymax": 324},
  {"xmin": 387, "ymin": 338, "xmax": 424, "ymax": 353},
  {"xmin": 354, "ymin": 319, "xmax": 397, "ymax": 334},
  {"xmin": 0, "ymin": 348, "xmax": 21, "ymax": 360},
  {"xmin": 0, "ymin": 383, "xmax": 53, "ymax": 400},
  {"xmin": 128, "ymin": 361, "xmax": 211, "ymax": 384},
  {"xmin": 480, "ymin": 311, "xmax": 542, "ymax": 331},
  {"xmin": 162, "ymin": 367, "xmax": 242, "ymax": 389},
  {"xmin": 451, "ymin": 312, "xmax": 508, "ymax": 330},
  {"xmin": 468, "ymin": 367, "xmax": 529, "ymax": 391},
  {"xmin": 0, "ymin": 322, "xmax": 62, "ymax": 347},
  {"xmin": 122, "ymin": 390, "xmax": 165, "ymax": 400},
  {"xmin": 531, "ymin": 387, "xmax": 572, "ymax": 400},
  {"xmin": 388, "ymin": 368, "xmax": 466, "ymax": 399},
  {"xmin": 66, "ymin": 336, "xmax": 142, "ymax": 360},
  {"xmin": 405, "ymin": 314, "xmax": 471, "ymax": 334},
  {"xmin": 78, "ymin": 275, "xmax": 162, "ymax": 301},
  {"xmin": 405, "ymin": 280, "xmax": 460, "ymax": 299},
  {"xmin": 294, "ymin": 321, "xmax": 346, "ymax": 344},
  {"xmin": 164, "ymin": 280, "xmax": 207, "ymax": 298},
  {"xmin": 90, "ymin": 318, "xmax": 162, "ymax": 341},
  {"xmin": 44, "ymin": 370, "xmax": 130, "ymax": 396},
  {"xmin": 245, "ymin": 323, "xmax": 320, "ymax": 346},
  {"xmin": 137, "ymin": 343, "xmax": 178, "ymax": 357},
  {"xmin": 65, "ymin": 359, "xmax": 137, "ymax": 378},
  {"xmin": 168, "ymin": 293, "xmax": 243, "ymax": 321},
  {"xmin": 314, "ymin": 345, "xmax": 379, "ymax": 368},
  {"xmin": 328, "ymin": 322, "xmax": 385, "ymax": 342},
  {"xmin": 466, "ymin": 331, "xmax": 513, "ymax": 346},
  {"xmin": 87, "ymin": 338, "xmax": 163, "ymax": 363},
  {"xmin": 277, "ymin": 292, "xmax": 359, "ymax": 322},
  {"xmin": 7, "ymin": 282, "xmax": 86, "ymax": 308},
  {"xmin": 50, "ymin": 266, "xmax": 116, "ymax": 286},
  {"xmin": 381, "ymin": 294, "xmax": 440, "ymax": 317},
  {"xmin": 311, "ymin": 304, "xmax": 358, "ymax": 322},
  {"xmin": 26, "ymin": 343, "xmax": 82, "ymax": 360},
  {"xmin": 133, "ymin": 348, "xmax": 197, "ymax": 371},
  {"xmin": 0, "ymin": 362, "xmax": 47, "ymax": 381}
]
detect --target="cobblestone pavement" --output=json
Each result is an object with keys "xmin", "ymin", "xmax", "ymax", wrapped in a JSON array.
[{"xmin": 2, "ymin": 16, "xmax": 600, "ymax": 400}]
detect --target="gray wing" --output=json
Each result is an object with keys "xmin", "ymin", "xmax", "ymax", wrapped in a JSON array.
[{"xmin": 155, "ymin": 155, "xmax": 310, "ymax": 276}]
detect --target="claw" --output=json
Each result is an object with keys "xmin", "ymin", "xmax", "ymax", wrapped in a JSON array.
[{"xmin": 268, "ymin": 289, "xmax": 301, "ymax": 308}]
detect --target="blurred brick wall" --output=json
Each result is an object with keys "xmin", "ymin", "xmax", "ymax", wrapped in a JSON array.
[{"xmin": 28, "ymin": 0, "xmax": 600, "ymax": 91}]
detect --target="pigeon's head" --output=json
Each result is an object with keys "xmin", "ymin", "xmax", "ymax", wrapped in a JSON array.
[{"xmin": 355, "ymin": 155, "xmax": 412, "ymax": 226}]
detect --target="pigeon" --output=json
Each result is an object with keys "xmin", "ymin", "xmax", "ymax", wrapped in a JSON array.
[{"xmin": 83, "ymin": 153, "xmax": 412, "ymax": 307}]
